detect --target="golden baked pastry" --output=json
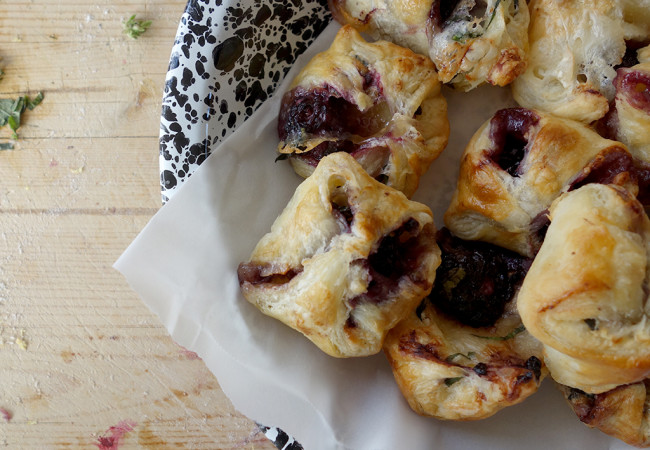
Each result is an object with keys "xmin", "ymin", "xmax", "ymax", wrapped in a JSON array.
[
  {"xmin": 329, "ymin": 0, "xmax": 529, "ymax": 91},
  {"xmin": 559, "ymin": 381, "xmax": 650, "ymax": 448},
  {"xmin": 596, "ymin": 46, "xmax": 650, "ymax": 151},
  {"xmin": 512, "ymin": 0, "xmax": 650, "ymax": 123},
  {"xmin": 517, "ymin": 184, "xmax": 650, "ymax": 394},
  {"xmin": 444, "ymin": 107, "xmax": 636, "ymax": 257},
  {"xmin": 237, "ymin": 152, "xmax": 441, "ymax": 358},
  {"xmin": 277, "ymin": 25, "xmax": 449, "ymax": 198},
  {"xmin": 611, "ymin": 57, "xmax": 650, "ymax": 162},
  {"xmin": 384, "ymin": 229, "xmax": 543, "ymax": 420}
]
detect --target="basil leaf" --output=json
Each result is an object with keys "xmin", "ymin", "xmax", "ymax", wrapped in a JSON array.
[
  {"xmin": 26, "ymin": 92, "xmax": 43, "ymax": 110},
  {"xmin": 444, "ymin": 377, "xmax": 464, "ymax": 386},
  {"xmin": 123, "ymin": 14, "xmax": 152, "ymax": 39},
  {"xmin": 472, "ymin": 325, "xmax": 526, "ymax": 341},
  {"xmin": 445, "ymin": 351, "xmax": 476, "ymax": 362},
  {"xmin": 0, "ymin": 92, "xmax": 43, "ymax": 138}
]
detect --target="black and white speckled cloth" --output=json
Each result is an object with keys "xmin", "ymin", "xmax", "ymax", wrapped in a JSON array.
[
  {"xmin": 159, "ymin": 0, "xmax": 332, "ymax": 446},
  {"xmin": 159, "ymin": 0, "xmax": 331, "ymax": 203}
]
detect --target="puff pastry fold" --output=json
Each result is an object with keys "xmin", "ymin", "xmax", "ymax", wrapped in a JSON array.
[
  {"xmin": 559, "ymin": 380, "xmax": 650, "ymax": 448},
  {"xmin": 238, "ymin": 152, "xmax": 441, "ymax": 357},
  {"xmin": 517, "ymin": 184, "xmax": 650, "ymax": 393},
  {"xmin": 444, "ymin": 107, "xmax": 636, "ymax": 257},
  {"xmin": 329, "ymin": 0, "xmax": 530, "ymax": 91},
  {"xmin": 512, "ymin": 0, "xmax": 650, "ymax": 123},
  {"xmin": 384, "ymin": 230, "xmax": 543, "ymax": 420},
  {"xmin": 277, "ymin": 25, "xmax": 449, "ymax": 198}
]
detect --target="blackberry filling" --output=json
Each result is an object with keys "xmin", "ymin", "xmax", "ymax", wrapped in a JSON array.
[
  {"xmin": 528, "ymin": 210, "xmax": 550, "ymax": 255},
  {"xmin": 278, "ymin": 86, "xmax": 352, "ymax": 144},
  {"xmin": 568, "ymin": 147, "xmax": 635, "ymax": 191},
  {"xmin": 331, "ymin": 192, "xmax": 354, "ymax": 232},
  {"xmin": 633, "ymin": 160, "xmax": 650, "ymax": 206},
  {"xmin": 430, "ymin": 228, "xmax": 532, "ymax": 328},
  {"xmin": 615, "ymin": 40, "xmax": 649, "ymax": 70},
  {"xmin": 614, "ymin": 68, "xmax": 650, "ymax": 114},
  {"xmin": 488, "ymin": 108, "xmax": 540, "ymax": 177},
  {"xmin": 237, "ymin": 263, "xmax": 302, "ymax": 286},
  {"xmin": 278, "ymin": 80, "xmax": 392, "ymax": 170},
  {"xmin": 428, "ymin": 0, "xmax": 488, "ymax": 33},
  {"xmin": 349, "ymin": 219, "xmax": 429, "ymax": 307}
]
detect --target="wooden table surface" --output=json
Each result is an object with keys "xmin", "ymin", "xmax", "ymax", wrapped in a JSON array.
[{"xmin": 0, "ymin": 1, "xmax": 275, "ymax": 448}]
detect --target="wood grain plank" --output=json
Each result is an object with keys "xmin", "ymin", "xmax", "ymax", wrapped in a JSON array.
[
  {"xmin": 0, "ymin": 0, "xmax": 277, "ymax": 447},
  {"xmin": 0, "ymin": 138, "xmax": 161, "ymax": 210}
]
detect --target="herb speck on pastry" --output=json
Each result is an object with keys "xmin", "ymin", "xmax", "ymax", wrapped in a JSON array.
[
  {"xmin": 329, "ymin": 0, "xmax": 530, "ymax": 91},
  {"xmin": 383, "ymin": 238, "xmax": 544, "ymax": 421}
]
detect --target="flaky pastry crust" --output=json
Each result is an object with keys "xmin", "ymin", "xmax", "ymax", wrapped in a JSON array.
[
  {"xmin": 444, "ymin": 107, "xmax": 635, "ymax": 257},
  {"xmin": 517, "ymin": 184, "xmax": 650, "ymax": 393},
  {"xmin": 329, "ymin": 0, "xmax": 529, "ymax": 91},
  {"xmin": 384, "ymin": 298, "xmax": 545, "ymax": 420},
  {"xmin": 610, "ymin": 57, "xmax": 650, "ymax": 163},
  {"xmin": 277, "ymin": 25, "xmax": 449, "ymax": 198},
  {"xmin": 559, "ymin": 380, "xmax": 650, "ymax": 448},
  {"xmin": 238, "ymin": 152, "xmax": 441, "ymax": 358},
  {"xmin": 512, "ymin": 0, "xmax": 650, "ymax": 123}
]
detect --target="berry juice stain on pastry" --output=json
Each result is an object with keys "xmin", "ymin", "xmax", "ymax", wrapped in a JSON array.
[
  {"xmin": 238, "ymin": 152, "xmax": 442, "ymax": 358},
  {"xmin": 276, "ymin": 25, "xmax": 449, "ymax": 198},
  {"xmin": 512, "ymin": 0, "xmax": 650, "ymax": 123},
  {"xmin": 558, "ymin": 380, "xmax": 650, "ymax": 448},
  {"xmin": 444, "ymin": 107, "xmax": 638, "ymax": 257},
  {"xmin": 517, "ymin": 184, "xmax": 650, "ymax": 395},
  {"xmin": 329, "ymin": 0, "xmax": 530, "ymax": 91},
  {"xmin": 383, "ymin": 228, "xmax": 544, "ymax": 421},
  {"xmin": 595, "ymin": 50, "xmax": 650, "ymax": 206}
]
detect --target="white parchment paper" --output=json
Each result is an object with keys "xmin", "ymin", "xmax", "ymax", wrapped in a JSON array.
[{"xmin": 115, "ymin": 23, "xmax": 634, "ymax": 450}]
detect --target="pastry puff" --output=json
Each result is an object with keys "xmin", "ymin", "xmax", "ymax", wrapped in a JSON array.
[
  {"xmin": 609, "ymin": 55, "xmax": 650, "ymax": 162},
  {"xmin": 277, "ymin": 25, "xmax": 449, "ymax": 198},
  {"xmin": 383, "ymin": 298, "xmax": 545, "ymax": 420},
  {"xmin": 559, "ymin": 380, "xmax": 650, "ymax": 448},
  {"xmin": 444, "ymin": 107, "xmax": 636, "ymax": 258},
  {"xmin": 328, "ymin": 0, "xmax": 529, "ymax": 91},
  {"xmin": 512, "ymin": 0, "xmax": 650, "ymax": 123},
  {"xmin": 594, "ymin": 49, "xmax": 650, "ymax": 205},
  {"xmin": 517, "ymin": 184, "xmax": 650, "ymax": 394},
  {"xmin": 237, "ymin": 152, "xmax": 441, "ymax": 358}
]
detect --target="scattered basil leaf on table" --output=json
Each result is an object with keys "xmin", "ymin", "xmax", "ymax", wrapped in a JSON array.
[
  {"xmin": 123, "ymin": 14, "xmax": 152, "ymax": 39},
  {"xmin": 0, "ymin": 92, "xmax": 44, "ymax": 140}
]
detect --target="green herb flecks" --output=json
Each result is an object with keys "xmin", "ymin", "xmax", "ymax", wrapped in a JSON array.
[
  {"xmin": 444, "ymin": 377, "xmax": 464, "ymax": 386},
  {"xmin": 485, "ymin": 0, "xmax": 503, "ymax": 30},
  {"xmin": 442, "ymin": 267, "xmax": 466, "ymax": 297},
  {"xmin": 0, "ymin": 92, "xmax": 44, "ymax": 139},
  {"xmin": 445, "ymin": 351, "xmax": 476, "ymax": 363},
  {"xmin": 472, "ymin": 325, "xmax": 526, "ymax": 341},
  {"xmin": 453, "ymin": 0, "xmax": 507, "ymax": 42},
  {"xmin": 0, "ymin": 142, "xmax": 14, "ymax": 150},
  {"xmin": 123, "ymin": 14, "xmax": 152, "ymax": 39},
  {"xmin": 452, "ymin": 31, "xmax": 483, "ymax": 42}
]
